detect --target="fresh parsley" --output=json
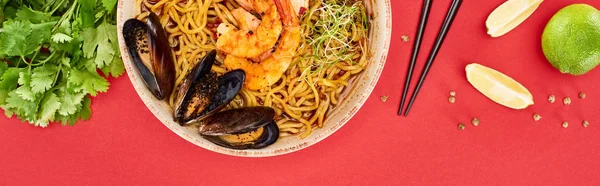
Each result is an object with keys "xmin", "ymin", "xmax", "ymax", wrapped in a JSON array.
[{"xmin": 0, "ymin": 0, "xmax": 124, "ymax": 127}]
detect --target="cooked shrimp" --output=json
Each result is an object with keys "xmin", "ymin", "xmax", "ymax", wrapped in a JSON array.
[
  {"xmin": 223, "ymin": 0, "xmax": 301, "ymax": 90},
  {"xmin": 236, "ymin": 0, "xmax": 271, "ymax": 13},
  {"xmin": 216, "ymin": 8, "xmax": 261, "ymax": 40},
  {"xmin": 216, "ymin": 0, "xmax": 282, "ymax": 60},
  {"xmin": 231, "ymin": 8, "xmax": 261, "ymax": 31},
  {"xmin": 290, "ymin": 0, "xmax": 309, "ymax": 16}
]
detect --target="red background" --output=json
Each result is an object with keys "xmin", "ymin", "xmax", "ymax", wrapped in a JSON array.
[{"xmin": 2, "ymin": 0, "xmax": 600, "ymax": 185}]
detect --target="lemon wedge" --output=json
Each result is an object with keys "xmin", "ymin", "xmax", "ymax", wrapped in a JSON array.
[
  {"xmin": 466, "ymin": 63, "xmax": 534, "ymax": 109},
  {"xmin": 486, "ymin": 0, "xmax": 543, "ymax": 37}
]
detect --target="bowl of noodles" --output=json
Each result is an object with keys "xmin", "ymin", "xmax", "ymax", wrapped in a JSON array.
[{"xmin": 116, "ymin": 0, "xmax": 391, "ymax": 157}]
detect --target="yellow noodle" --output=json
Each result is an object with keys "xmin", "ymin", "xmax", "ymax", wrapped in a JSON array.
[
  {"xmin": 280, "ymin": 123, "xmax": 304, "ymax": 129},
  {"xmin": 280, "ymin": 127, "xmax": 300, "ymax": 134},
  {"xmin": 136, "ymin": 0, "xmax": 369, "ymax": 139}
]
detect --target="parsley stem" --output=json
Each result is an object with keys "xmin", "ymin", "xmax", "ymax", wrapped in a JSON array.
[
  {"xmin": 28, "ymin": 46, "xmax": 43, "ymax": 64},
  {"xmin": 49, "ymin": 0, "xmax": 67, "ymax": 15},
  {"xmin": 31, "ymin": 51, "xmax": 57, "ymax": 66},
  {"xmin": 16, "ymin": 57, "xmax": 22, "ymax": 67},
  {"xmin": 52, "ymin": 63, "xmax": 62, "ymax": 87},
  {"xmin": 20, "ymin": 56, "xmax": 28, "ymax": 66},
  {"xmin": 42, "ymin": 0, "xmax": 57, "ymax": 12},
  {"xmin": 52, "ymin": 1, "xmax": 78, "ymax": 33}
]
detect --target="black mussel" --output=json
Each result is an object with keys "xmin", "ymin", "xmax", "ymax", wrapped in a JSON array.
[
  {"xmin": 198, "ymin": 106, "xmax": 275, "ymax": 135},
  {"xmin": 123, "ymin": 13, "xmax": 175, "ymax": 100},
  {"xmin": 186, "ymin": 69, "xmax": 246, "ymax": 124},
  {"xmin": 201, "ymin": 117, "xmax": 279, "ymax": 150},
  {"xmin": 174, "ymin": 50, "xmax": 219, "ymax": 124}
]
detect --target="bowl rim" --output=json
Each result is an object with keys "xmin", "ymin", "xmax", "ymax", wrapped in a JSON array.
[{"xmin": 116, "ymin": 0, "xmax": 392, "ymax": 157}]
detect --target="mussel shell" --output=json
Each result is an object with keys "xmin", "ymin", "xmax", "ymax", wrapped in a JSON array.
[
  {"xmin": 123, "ymin": 13, "xmax": 175, "ymax": 100},
  {"xmin": 174, "ymin": 72, "xmax": 218, "ymax": 124},
  {"xmin": 198, "ymin": 106, "xmax": 275, "ymax": 136},
  {"xmin": 201, "ymin": 120, "xmax": 279, "ymax": 150},
  {"xmin": 186, "ymin": 69, "xmax": 246, "ymax": 124},
  {"xmin": 174, "ymin": 50, "xmax": 219, "ymax": 124}
]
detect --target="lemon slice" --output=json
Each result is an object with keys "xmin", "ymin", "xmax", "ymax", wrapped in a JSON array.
[
  {"xmin": 486, "ymin": 0, "xmax": 543, "ymax": 37},
  {"xmin": 466, "ymin": 63, "xmax": 534, "ymax": 109}
]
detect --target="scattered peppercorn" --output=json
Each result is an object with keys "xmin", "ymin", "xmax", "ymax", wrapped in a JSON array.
[
  {"xmin": 533, "ymin": 114, "xmax": 541, "ymax": 121},
  {"xmin": 563, "ymin": 97, "xmax": 571, "ymax": 105},
  {"xmin": 579, "ymin": 92, "xmax": 586, "ymax": 99},
  {"xmin": 380, "ymin": 96, "xmax": 388, "ymax": 103},
  {"xmin": 401, "ymin": 35, "xmax": 410, "ymax": 42},
  {"xmin": 472, "ymin": 118, "xmax": 480, "ymax": 126},
  {"xmin": 458, "ymin": 123, "xmax": 465, "ymax": 130}
]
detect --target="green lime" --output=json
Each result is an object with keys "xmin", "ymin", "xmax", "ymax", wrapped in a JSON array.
[{"xmin": 542, "ymin": 4, "xmax": 600, "ymax": 75}]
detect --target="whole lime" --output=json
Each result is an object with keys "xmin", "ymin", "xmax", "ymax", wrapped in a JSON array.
[{"xmin": 542, "ymin": 4, "xmax": 600, "ymax": 75}]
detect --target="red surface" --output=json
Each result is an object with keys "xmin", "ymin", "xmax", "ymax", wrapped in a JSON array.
[{"xmin": 2, "ymin": 0, "xmax": 600, "ymax": 185}]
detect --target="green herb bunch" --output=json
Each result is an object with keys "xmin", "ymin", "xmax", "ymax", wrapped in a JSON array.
[
  {"xmin": 0, "ymin": 0, "xmax": 124, "ymax": 127},
  {"xmin": 298, "ymin": 0, "xmax": 369, "ymax": 81}
]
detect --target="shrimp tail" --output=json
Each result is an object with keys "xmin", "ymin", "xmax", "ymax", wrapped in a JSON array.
[
  {"xmin": 274, "ymin": 0, "xmax": 295, "ymax": 25},
  {"xmin": 235, "ymin": 0, "xmax": 254, "ymax": 12}
]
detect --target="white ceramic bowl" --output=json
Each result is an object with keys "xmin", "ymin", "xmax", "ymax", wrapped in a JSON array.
[{"xmin": 116, "ymin": 0, "xmax": 391, "ymax": 157}]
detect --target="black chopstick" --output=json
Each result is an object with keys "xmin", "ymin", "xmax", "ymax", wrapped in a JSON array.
[
  {"xmin": 403, "ymin": 0, "xmax": 463, "ymax": 116},
  {"xmin": 398, "ymin": 0, "xmax": 433, "ymax": 115}
]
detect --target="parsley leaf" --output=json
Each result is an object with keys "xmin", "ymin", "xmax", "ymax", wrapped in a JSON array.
[
  {"xmin": 97, "ymin": 22, "xmax": 118, "ymax": 67},
  {"xmin": 0, "ymin": 20, "xmax": 33, "ymax": 56},
  {"xmin": 58, "ymin": 19, "xmax": 72, "ymax": 35},
  {"xmin": 52, "ymin": 33, "xmax": 73, "ymax": 43},
  {"xmin": 69, "ymin": 68, "xmax": 109, "ymax": 96},
  {"xmin": 81, "ymin": 28, "xmax": 97, "ymax": 58},
  {"xmin": 0, "ymin": 0, "xmax": 9, "ymax": 23},
  {"xmin": 15, "ymin": 85, "xmax": 35, "ymax": 102},
  {"xmin": 0, "ymin": 34, "xmax": 15, "ymax": 56},
  {"xmin": 0, "ymin": 62, "xmax": 7, "ymax": 77},
  {"xmin": 36, "ymin": 92, "xmax": 61, "ymax": 127},
  {"xmin": 15, "ymin": 5, "xmax": 50, "ymax": 24},
  {"xmin": 3, "ymin": 6, "xmax": 17, "ymax": 20},
  {"xmin": 79, "ymin": 96, "xmax": 92, "ymax": 121},
  {"xmin": 0, "ymin": 89, "xmax": 8, "ymax": 105},
  {"xmin": 101, "ymin": 53, "xmax": 124, "ymax": 78},
  {"xmin": 30, "ymin": 21, "xmax": 54, "ymax": 45},
  {"xmin": 56, "ymin": 95, "xmax": 90, "ymax": 126},
  {"xmin": 0, "ymin": 7, "xmax": 4, "ymax": 24},
  {"xmin": 0, "ymin": 20, "xmax": 52, "ymax": 57},
  {"xmin": 0, "ymin": 68, "xmax": 21, "ymax": 91},
  {"xmin": 57, "ymin": 87, "xmax": 85, "ymax": 116},
  {"xmin": 0, "ymin": 68, "xmax": 22, "ymax": 106},
  {"xmin": 3, "ymin": 91, "xmax": 37, "ymax": 122},
  {"xmin": 15, "ymin": 72, "xmax": 35, "ymax": 101},
  {"xmin": 31, "ymin": 64, "xmax": 58, "ymax": 93},
  {"xmin": 17, "ymin": 71, "xmax": 29, "ymax": 85},
  {"xmin": 61, "ymin": 57, "xmax": 71, "ymax": 67},
  {"xmin": 54, "ymin": 33, "xmax": 83, "ymax": 54},
  {"xmin": 78, "ymin": 0, "xmax": 96, "ymax": 28},
  {"xmin": 82, "ymin": 21, "xmax": 117, "ymax": 68},
  {"xmin": 102, "ymin": 0, "xmax": 117, "ymax": 12}
]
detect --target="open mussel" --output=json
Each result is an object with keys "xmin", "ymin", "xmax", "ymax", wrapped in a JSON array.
[
  {"xmin": 173, "ymin": 50, "xmax": 219, "ymax": 124},
  {"xmin": 123, "ymin": 12, "xmax": 176, "ymax": 100},
  {"xmin": 173, "ymin": 50, "xmax": 246, "ymax": 124},
  {"xmin": 198, "ymin": 107, "xmax": 275, "ymax": 135},
  {"xmin": 172, "ymin": 49, "xmax": 279, "ymax": 150},
  {"xmin": 199, "ymin": 107, "xmax": 279, "ymax": 150},
  {"xmin": 195, "ymin": 69, "xmax": 246, "ymax": 123}
]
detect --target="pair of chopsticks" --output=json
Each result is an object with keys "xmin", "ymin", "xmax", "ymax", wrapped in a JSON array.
[{"xmin": 398, "ymin": 0, "xmax": 463, "ymax": 116}]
